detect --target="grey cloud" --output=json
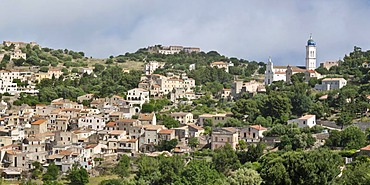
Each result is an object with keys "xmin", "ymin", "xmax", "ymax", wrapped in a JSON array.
[{"xmin": 1, "ymin": 0, "xmax": 370, "ymax": 65}]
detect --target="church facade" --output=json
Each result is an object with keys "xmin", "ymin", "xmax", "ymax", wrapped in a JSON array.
[{"xmin": 264, "ymin": 35, "xmax": 320, "ymax": 85}]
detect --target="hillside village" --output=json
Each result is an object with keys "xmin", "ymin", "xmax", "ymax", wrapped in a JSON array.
[{"xmin": 0, "ymin": 38, "xmax": 370, "ymax": 184}]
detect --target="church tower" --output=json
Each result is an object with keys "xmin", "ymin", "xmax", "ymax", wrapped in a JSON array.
[
  {"xmin": 264, "ymin": 57, "xmax": 274, "ymax": 85},
  {"xmin": 306, "ymin": 35, "xmax": 316, "ymax": 70}
]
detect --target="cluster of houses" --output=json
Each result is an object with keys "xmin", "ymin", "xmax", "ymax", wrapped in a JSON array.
[
  {"xmin": 138, "ymin": 73, "xmax": 196, "ymax": 102},
  {"xmin": 0, "ymin": 69, "xmax": 67, "ymax": 95},
  {"xmin": 148, "ymin": 45, "xmax": 200, "ymax": 55},
  {"xmin": 0, "ymin": 89, "xmax": 268, "ymax": 179},
  {"xmin": 0, "ymin": 38, "xmax": 364, "ymax": 180},
  {"xmin": 1, "ymin": 41, "xmax": 39, "ymax": 61}
]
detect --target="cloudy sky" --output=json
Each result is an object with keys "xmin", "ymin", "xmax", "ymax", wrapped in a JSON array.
[{"xmin": 1, "ymin": 0, "xmax": 370, "ymax": 65}]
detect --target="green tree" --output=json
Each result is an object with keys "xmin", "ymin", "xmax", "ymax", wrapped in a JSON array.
[
  {"xmin": 335, "ymin": 160, "xmax": 370, "ymax": 185},
  {"xmin": 99, "ymin": 179, "xmax": 124, "ymax": 185},
  {"xmin": 188, "ymin": 137, "xmax": 199, "ymax": 148},
  {"xmin": 156, "ymin": 139, "xmax": 178, "ymax": 151},
  {"xmin": 94, "ymin": 64, "xmax": 105, "ymax": 73},
  {"xmin": 31, "ymin": 161, "xmax": 43, "ymax": 179},
  {"xmin": 67, "ymin": 164, "xmax": 89, "ymax": 185},
  {"xmin": 135, "ymin": 156, "xmax": 161, "ymax": 184},
  {"xmin": 71, "ymin": 68, "xmax": 79, "ymax": 73},
  {"xmin": 141, "ymin": 103, "xmax": 155, "ymax": 113},
  {"xmin": 113, "ymin": 155, "xmax": 131, "ymax": 178},
  {"xmin": 42, "ymin": 163, "xmax": 59, "ymax": 182},
  {"xmin": 264, "ymin": 93, "xmax": 292, "ymax": 124},
  {"xmin": 260, "ymin": 159, "xmax": 291, "ymax": 185},
  {"xmin": 341, "ymin": 126, "xmax": 366, "ymax": 149},
  {"xmin": 213, "ymin": 143, "xmax": 241, "ymax": 174},
  {"xmin": 260, "ymin": 149, "xmax": 342, "ymax": 185},
  {"xmin": 237, "ymin": 143, "xmax": 265, "ymax": 163},
  {"xmin": 158, "ymin": 155, "xmax": 184, "ymax": 184},
  {"xmin": 227, "ymin": 168, "xmax": 263, "ymax": 185},
  {"xmin": 232, "ymin": 98, "xmax": 260, "ymax": 122},
  {"xmin": 181, "ymin": 160, "xmax": 224, "ymax": 185},
  {"xmin": 336, "ymin": 111, "xmax": 353, "ymax": 129},
  {"xmin": 237, "ymin": 140, "xmax": 247, "ymax": 150},
  {"xmin": 39, "ymin": 66, "xmax": 49, "ymax": 72},
  {"xmin": 158, "ymin": 115, "xmax": 180, "ymax": 128}
]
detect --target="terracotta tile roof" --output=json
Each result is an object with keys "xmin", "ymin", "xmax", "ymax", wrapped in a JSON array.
[
  {"xmin": 211, "ymin": 61, "xmax": 227, "ymax": 65},
  {"xmin": 90, "ymin": 100, "xmax": 102, "ymax": 104},
  {"xmin": 198, "ymin": 114, "xmax": 214, "ymax": 118},
  {"xmin": 117, "ymin": 119, "xmax": 137, "ymax": 123},
  {"xmin": 291, "ymin": 67, "xmax": 306, "ymax": 73},
  {"xmin": 84, "ymin": 144, "xmax": 98, "ymax": 149},
  {"xmin": 275, "ymin": 71, "xmax": 286, "ymax": 74},
  {"xmin": 298, "ymin": 115, "xmax": 315, "ymax": 120},
  {"xmin": 139, "ymin": 113, "xmax": 154, "ymax": 121},
  {"xmin": 34, "ymin": 132, "xmax": 55, "ymax": 138},
  {"xmin": 6, "ymin": 150, "xmax": 18, "ymax": 155},
  {"xmin": 221, "ymin": 127, "xmax": 238, "ymax": 133},
  {"xmin": 361, "ymin": 145, "xmax": 370, "ymax": 151},
  {"xmin": 51, "ymin": 109, "xmax": 62, "ymax": 114},
  {"xmin": 47, "ymin": 154, "xmax": 58, "ymax": 159},
  {"xmin": 319, "ymin": 95, "xmax": 328, "ymax": 100},
  {"xmin": 322, "ymin": 78, "xmax": 345, "ymax": 81},
  {"xmin": 170, "ymin": 112, "xmax": 191, "ymax": 117},
  {"xmin": 250, "ymin": 125, "xmax": 267, "ymax": 131},
  {"xmin": 120, "ymin": 138, "xmax": 137, "ymax": 143},
  {"xmin": 158, "ymin": 129, "xmax": 174, "ymax": 134},
  {"xmin": 188, "ymin": 124, "xmax": 204, "ymax": 131},
  {"xmin": 143, "ymin": 125, "xmax": 164, "ymax": 131},
  {"xmin": 27, "ymin": 137, "xmax": 41, "ymax": 141},
  {"xmin": 31, "ymin": 119, "xmax": 47, "ymax": 125},
  {"xmin": 130, "ymin": 88, "xmax": 149, "ymax": 92},
  {"xmin": 59, "ymin": 150, "xmax": 73, "ymax": 155},
  {"xmin": 109, "ymin": 130, "xmax": 125, "ymax": 135},
  {"xmin": 106, "ymin": 122, "xmax": 116, "ymax": 127}
]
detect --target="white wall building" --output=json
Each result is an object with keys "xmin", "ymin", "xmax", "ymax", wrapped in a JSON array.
[
  {"xmin": 288, "ymin": 115, "xmax": 316, "ymax": 128},
  {"xmin": 210, "ymin": 61, "xmax": 229, "ymax": 73},
  {"xmin": 10, "ymin": 50, "xmax": 26, "ymax": 60},
  {"xmin": 315, "ymin": 78, "xmax": 347, "ymax": 91},
  {"xmin": 126, "ymin": 88, "xmax": 150, "ymax": 107},
  {"xmin": 240, "ymin": 125, "xmax": 267, "ymax": 141},
  {"xmin": 145, "ymin": 61, "xmax": 164, "ymax": 75},
  {"xmin": 78, "ymin": 116, "xmax": 106, "ymax": 130}
]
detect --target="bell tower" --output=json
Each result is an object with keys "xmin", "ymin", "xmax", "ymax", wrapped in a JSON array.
[{"xmin": 306, "ymin": 34, "xmax": 316, "ymax": 70}]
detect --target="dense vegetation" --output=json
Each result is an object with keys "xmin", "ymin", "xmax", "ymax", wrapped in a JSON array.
[
  {"xmin": 14, "ymin": 65, "xmax": 142, "ymax": 105},
  {"xmin": 93, "ymin": 144, "xmax": 362, "ymax": 185},
  {"xmin": 5, "ymin": 44, "xmax": 370, "ymax": 185}
]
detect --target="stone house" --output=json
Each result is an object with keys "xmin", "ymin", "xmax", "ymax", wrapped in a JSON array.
[{"xmin": 211, "ymin": 127, "xmax": 239, "ymax": 150}]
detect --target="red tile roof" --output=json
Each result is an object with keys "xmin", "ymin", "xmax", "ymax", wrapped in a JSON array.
[
  {"xmin": 31, "ymin": 119, "xmax": 47, "ymax": 125},
  {"xmin": 361, "ymin": 145, "xmax": 370, "ymax": 151},
  {"xmin": 106, "ymin": 122, "xmax": 116, "ymax": 127},
  {"xmin": 158, "ymin": 129, "xmax": 174, "ymax": 134},
  {"xmin": 250, "ymin": 125, "xmax": 267, "ymax": 131}
]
